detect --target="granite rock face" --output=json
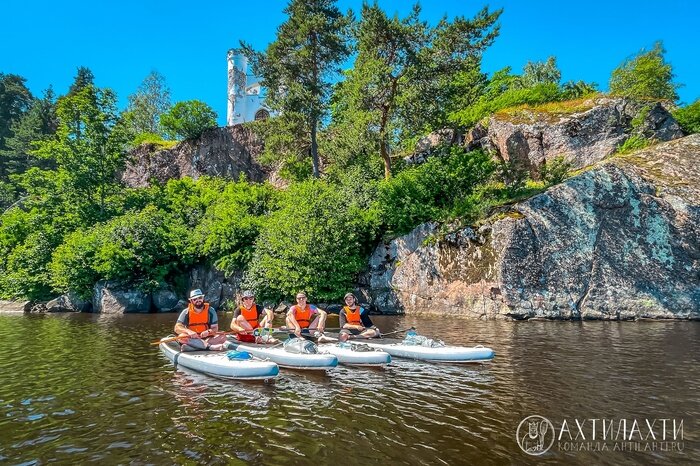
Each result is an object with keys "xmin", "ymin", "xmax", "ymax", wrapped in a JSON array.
[
  {"xmin": 46, "ymin": 293, "xmax": 92, "ymax": 313},
  {"xmin": 92, "ymin": 282, "xmax": 152, "ymax": 313},
  {"xmin": 362, "ymin": 135, "xmax": 700, "ymax": 320},
  {"xmin": 121, "ymin": 125, "xmax": 267, "ymax": 187},
  {"xmin": 0, "ymin": 300, "xmax": 31, "ymax": 313},
  {"xmin": 469, "ymin": 97, "xmax": 683, "ymax": 177},
  {"xmin": 188, "ymin": 265, "xmax": 244, "ymax": 311}
]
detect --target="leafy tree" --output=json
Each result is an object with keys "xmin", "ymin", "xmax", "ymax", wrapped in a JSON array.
[
  {"xmin": 246, "ymin": 113, "xmax": 313, "ymax": 181},
  {"xmin": 242, "ymin": 0, "xmax": 352, "ymax": 178},
  {"xmin": 160, "ymin": 100, "xmax": 217, "ymax": 140},
  {"xmin": 0, "ymin": 73, "xmax": 34, "ymax": 176},
  {"xmin": 190, "ymin": 180, "xmax": 276, "ymax": 274},
  {"xmin": 31, "ymin": 84, "xmax": 128, "ymax": 220},
  {"xmin": 124, "ymin": 71, "xmax": 171, "ymax": 137},
  {"xmin": 609, "ymin": 42, "xmax": 680, "ymax": 101},
  {"xmin": 338, "ymin": 3, "xmax": 500, "ymax": 179},
  {"xmin": 672, "ymin": 99, "xmax": 700, "ymax": 134},
  {"xmin": 414, "ymin": 7, "xmax": 502, "ymax": 134},
  {"xmin": 516, "ymin": 56, "xmax": 561, "ymax": 88}
]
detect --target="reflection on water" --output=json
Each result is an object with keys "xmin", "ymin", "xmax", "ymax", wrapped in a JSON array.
[{"xmin": 0, "ymin": 312, "xmax": 697, "ymax": 465}]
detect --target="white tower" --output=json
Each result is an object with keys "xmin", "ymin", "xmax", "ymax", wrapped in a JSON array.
[{"xmin": 227, "ymin": 49, "xmax": 248, "ymax": 126}]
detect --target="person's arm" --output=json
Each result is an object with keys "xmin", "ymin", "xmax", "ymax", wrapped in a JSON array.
[
  {"xmin": 231, "ymin": 308, "xmax": 245, "ymax": 332},
  {"xmin": 204, "ymin": 308, "xmax": 219, "ymax": 337},
  {"xmin": 287, "ymin": 306, "xmax": 302, "ymax": 336},
  {"xmin": 314, "ymin": 306, "xmax": 327, "ymax": 333},
  {"xmin": 360, "ymin": 308, "xmax": 374, "ymax": 328},
  {"xmin": 339, "ymin": 309, "xmax": 348, "ymax": 328},
  {"xmin": 262, "ymin": 307, "xmax": 274, "ymax": 328},
  {"xmin": 174, "ymin": 309, "xmax": 198, "ymax": 336}
]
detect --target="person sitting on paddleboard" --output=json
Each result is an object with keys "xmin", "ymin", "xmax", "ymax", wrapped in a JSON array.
[
  {"xmin": 286, "ymin": 292, "xmax": 327, "ymax": 338},
  {"xmin": 230, "ymin": 290, "xmax": 277, "ymax": 344},
  {"xmin": 174, "ymin": 289, "xmax": 227, "ymax": 351},
  {"xmin": 338, "ymin": 293, "xmax": 380, "ymax": 342}
]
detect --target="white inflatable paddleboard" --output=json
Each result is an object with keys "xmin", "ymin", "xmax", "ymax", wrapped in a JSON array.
[
  {"xmin": 362, "ymin": 339, "xmax": 495, "ymax": 363},
  {"xmin": 230, "ymin": 341, "xmax": 338, "ymax": 370},
  {"xmin": 159, "ymin": 339, "xmax": 279, "ymax": 380},
  {"xmin": 318, "ymin": 342, "xmax": 391, "ymax": 366}
]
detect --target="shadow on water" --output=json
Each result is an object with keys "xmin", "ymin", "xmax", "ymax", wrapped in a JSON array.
[{"xmin": 0, "ymin": 312, "xmax": 697, "ymax": 465}]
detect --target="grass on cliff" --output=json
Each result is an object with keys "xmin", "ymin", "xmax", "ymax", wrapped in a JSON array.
[
  {"xmin": 132, "ymin": 133, "xmax": 179, "ymax": 150},
  {"xmin": 493, "ymin": 94, "xmax": 602, "ymax": 124}
]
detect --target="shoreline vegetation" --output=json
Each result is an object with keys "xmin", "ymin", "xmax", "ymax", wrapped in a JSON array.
[{"xmin": 1, "ymin": 1, "xmax": 698, "ymax": 314}]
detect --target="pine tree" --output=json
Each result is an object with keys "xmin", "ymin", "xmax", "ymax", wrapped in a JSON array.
[
  {"xmin": 337, "ymin": 4, "xmax": 501, "ymax": 179},
  {"xmin": 2, "ymin": 87, "xmax": 57, "ymax": 176},
  {"xmin": 242, "ymin": 0, "xmax": 352, "ymax": 178},
  {"xmin": 0, "ymin": 73, "xmax": 34, "ymax": 177}
]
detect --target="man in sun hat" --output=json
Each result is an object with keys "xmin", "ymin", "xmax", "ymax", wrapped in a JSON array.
[
  {"xmin": 231, "ymin": 290, "xmax": 277, "ymax": 343},
  {"xmin": 285, "ymin": 291, "xmax": 327, "ymax": 338},
  {"xmin": 174, "ymin": 289, "xmax": 228, "ymax": 351}
]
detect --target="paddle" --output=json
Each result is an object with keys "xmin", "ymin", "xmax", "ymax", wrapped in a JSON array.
[
  {"xmin": 309, "ymin": 326, "xmax": 415, "ymax": 343},
  {"xmin": 380, "ymin": 326, "xmax": 416, "ymax": 338},
  {"xmin": 150, "ymin": 330, "xmax": 236, "ymax": 345}
]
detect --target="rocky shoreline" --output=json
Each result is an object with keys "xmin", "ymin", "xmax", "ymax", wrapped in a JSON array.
[
  {"xmin": 3, "ymin": 99, "xmax": 698, "ymax": 320},
  {"xmin": 360, "ymin": 135, "xmax": 700, "ymax": 321}
]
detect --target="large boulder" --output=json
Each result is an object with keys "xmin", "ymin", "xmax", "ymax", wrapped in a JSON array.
[
  {"xmin": 92, "ymin": 282, "xmax": 152, "ymax": 313},
  {"xmin": 45, "ymin": 293, "xmax": 93, "ymax": 313},
  {"xmin": 0, "ymin": 300, "xmax": 31, "ymax": 313},
  {"xmin": 404, "ymin": 129, "xmax": 457, "ymax": 165},
  {"xmin": 120, "ymin": 125, "xmax": 267, "ymax": 187},
  {"xmin": 477, "ymin": 97, "xmax": 684, "ymax": 177},
  {"xmin": 188, "ymin": 265, "xmax": 246, "ymax": 310},
  {"xmin": 152, "ymin": 289, "xmax": 180, "ymax": 312},
  {"xmin": 361, "ymin": 135, "xmax": 700, "ymax": 320}
]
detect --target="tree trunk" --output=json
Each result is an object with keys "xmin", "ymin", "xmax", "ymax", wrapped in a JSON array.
[
  {"xmin": 380, "ymin": 137, "xmax": 391, "ymax": 180},
  {"xmin": 310, "ymin": 118, "xmax": 320, "ymax": 178}
]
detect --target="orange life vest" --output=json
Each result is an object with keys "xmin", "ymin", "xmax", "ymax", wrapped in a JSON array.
[
  {"xmin": 188, "ymin": 303, "xmax": 211, "ymax": 333},
  {"xmin": 344, "ymin": 306, "xmax": 362, "ymax": 325},
  {"xmin": 240, "ymin": 304, "xmax": 260, "ymax": 329},
  {"xmin": 293, "ymin": 304, "xmax": 312, "ymax": 328}
]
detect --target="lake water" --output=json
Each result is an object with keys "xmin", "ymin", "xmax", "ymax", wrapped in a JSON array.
[{"xmin": 0, "ymin": 312, "xmax": 697, "ymax": 465}]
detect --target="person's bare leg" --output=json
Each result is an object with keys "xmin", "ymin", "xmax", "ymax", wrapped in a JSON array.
[
  {"xmin": 360, "ymin": 328, "xmax": 379, "ymax": 339},
  {"xmin": 205, "ymin": 333, "xmax": 228, "ymax": 351}
]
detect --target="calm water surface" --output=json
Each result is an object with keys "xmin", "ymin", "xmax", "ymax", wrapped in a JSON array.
[{"xmin": 0, "ymin": 312, "xmax": 697, "ymax": 465}]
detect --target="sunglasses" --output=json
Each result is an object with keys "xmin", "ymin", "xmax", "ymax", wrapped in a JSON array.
[{"xmin": 243, "ymin": 297, "xmax": 254, "ymax": 301}]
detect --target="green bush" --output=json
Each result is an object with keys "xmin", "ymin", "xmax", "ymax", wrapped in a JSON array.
[
  {"xmin": 609, "ymin": 42, "xmax": 679, "ymax": 101},
  {"xmin": 540, "ymin": 156, "xmax": 573, "ymax": 186},
  {"xmin": 160, "ymin": 100, "xmax": 217, "ymax": 140},
  {"xmin": 131, "ymin": 132, "xmax": 178, "ymax": 149},
  {"xmin": 191, "ymin": 180, "xmax": 276, "ymax": 274},
  {"xmin": 0, "ymin": 231, "xmax": 56, "ymax": 300},
  {"xmin": 378, "ymin": 147, "xmax": 495, "ymax": 234},
  {"xmin": 616, "ymin": 135, "xmax": 651, "ymax": 155},
  {"xmin": 672, "ymin": 100, "xmax": 700, "ymax": 134},
  {"xmin": 245, "ymin": 179, "xmax": 377, "ymax": 302},
  {"xmin": 50, "ymin": 206, "xmax": 181, "ymax": 297},
  {"xmin": 450, "ymin": 82, "xmax": 563, "ymax": 128}
]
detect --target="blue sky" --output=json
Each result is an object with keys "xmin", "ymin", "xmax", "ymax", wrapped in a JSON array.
[{"xmin": 2, "ymin": 0, "xmax": 698, "ymax": 126}]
